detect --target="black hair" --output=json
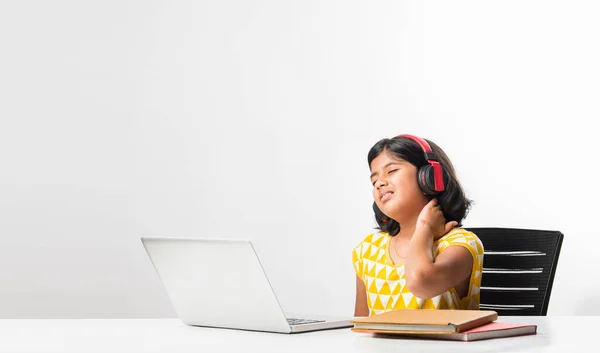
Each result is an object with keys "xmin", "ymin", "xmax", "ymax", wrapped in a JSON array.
[{"xmin": 367, "ymin": 136, "xmax": 472, "ymax": 236}]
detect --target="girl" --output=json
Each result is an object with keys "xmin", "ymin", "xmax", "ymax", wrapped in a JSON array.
[{"xmin": 352, "ymin": 134, "xmax": 484, "ymax": 317}]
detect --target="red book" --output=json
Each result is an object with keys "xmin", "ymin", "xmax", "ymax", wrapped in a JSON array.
[
  {"xmin": 366, "ymin": 322, "xmax": 538, "ymax": 342},
  {"xmin": 448, "ymin": 322, "xmax": 538, "ymax": 341}
]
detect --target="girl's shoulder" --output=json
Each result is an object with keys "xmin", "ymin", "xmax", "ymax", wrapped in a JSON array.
[
  {"xmin": 436, "ymin": 228, "xmax": 484, "ymax": 252},
  {"xmin": 440, "ymin": 227, "xmax": 479, "ymax": 240},
  {"xmin": 354, "ymin": 231, "xmax": 390, "ymax": 249}
]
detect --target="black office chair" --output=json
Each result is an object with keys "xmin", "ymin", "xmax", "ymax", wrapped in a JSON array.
[{"xmin": 464, "ymin": 227, "xmax": 563, "ymax": 316}]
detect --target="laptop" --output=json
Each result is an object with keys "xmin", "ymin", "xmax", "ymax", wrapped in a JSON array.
[{"xmin": 141, "ymin": 237, "xmax": 354, "ymax": 333}]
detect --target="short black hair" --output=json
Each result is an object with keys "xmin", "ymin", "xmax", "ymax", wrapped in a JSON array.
[{"xmin": 367, "ymin": 136, "xmax": 472, "ymax": 236}]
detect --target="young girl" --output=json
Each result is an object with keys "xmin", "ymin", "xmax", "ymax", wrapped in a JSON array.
[{"xmin": 352, "ymin": 134, "xmax": 484, "ymax": 317}]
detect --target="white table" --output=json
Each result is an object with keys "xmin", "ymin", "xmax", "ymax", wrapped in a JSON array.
[{"xmin": 0, "ymin": 316, "xmax": 591, "ymax": 352}]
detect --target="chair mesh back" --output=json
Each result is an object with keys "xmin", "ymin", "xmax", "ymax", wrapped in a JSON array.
[{"xmin": 465, "ymin": 227, "xmax": 563, "ymax": 316}]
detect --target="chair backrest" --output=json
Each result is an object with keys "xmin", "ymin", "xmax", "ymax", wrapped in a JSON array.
[{"xmin": 464, "ymin": 227, "xmax": 563, "ymax": 316}]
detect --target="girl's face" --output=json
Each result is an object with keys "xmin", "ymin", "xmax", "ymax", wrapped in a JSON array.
[{"xmin": 369, "ymin": 150, "xmax": 428, "ymax": 223}]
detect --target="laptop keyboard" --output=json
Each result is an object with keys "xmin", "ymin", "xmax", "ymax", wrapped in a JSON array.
[{"xmin": 286, "ymin": 318, "xmax": 326, "ymax": 326}]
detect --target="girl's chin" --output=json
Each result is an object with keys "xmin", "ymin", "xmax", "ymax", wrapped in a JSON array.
[
  {"xmin": 378, "ymin": 207, "xmax": 399, "ymax": 220},
  {"xmin": 379, "ymin": 199, "xmax": 400, "ymax": 211}
]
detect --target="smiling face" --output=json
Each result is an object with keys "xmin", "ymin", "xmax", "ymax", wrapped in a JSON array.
[{"xmin": 369, "ymin": 149, "xmax": 429, "ymax": 224}]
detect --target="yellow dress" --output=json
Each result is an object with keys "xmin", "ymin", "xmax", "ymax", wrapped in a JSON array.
[{"xmin": 352, "ymin": 228, "xmax": 484, "ymax": 316}]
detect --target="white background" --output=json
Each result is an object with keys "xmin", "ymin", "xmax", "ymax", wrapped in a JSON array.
[{"xmin": 1, "ymin": 0, "xmax": 599, "ymax": 318}]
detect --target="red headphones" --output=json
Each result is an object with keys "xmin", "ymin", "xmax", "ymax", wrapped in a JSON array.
[{"xmin": 396, "ymin": 134, "xmax": 445, "ymax": 195}]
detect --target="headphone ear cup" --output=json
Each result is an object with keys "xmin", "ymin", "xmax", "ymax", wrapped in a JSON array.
[{"xmin": 417, "ymin": 165, "xmax": 438, "ymax": 196}]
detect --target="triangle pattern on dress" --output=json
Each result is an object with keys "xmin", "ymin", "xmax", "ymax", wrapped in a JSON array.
[
  {"xmin": 361, "ymin": 244, "xmax": 370, "ymax": 257},
  {"xmin": 375, "ymin": 279, "xmax": 385, "ymax": 293},
  {"xmin": 402, "ymin": 293, "xmax": 413, "ymax": 307},
  {"xmin": 431, "ymin": 295, "xmax": 442, "ymax": 308}
]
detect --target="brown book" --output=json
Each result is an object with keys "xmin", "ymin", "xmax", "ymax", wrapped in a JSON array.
[{"xmin": 351, "ymin": 309, "xmax": 498, "ymax": 334}]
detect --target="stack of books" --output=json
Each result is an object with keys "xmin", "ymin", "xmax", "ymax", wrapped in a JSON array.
[{"xmin": 351, "ymin": 309, "xmax": 537, "ymax": 342}]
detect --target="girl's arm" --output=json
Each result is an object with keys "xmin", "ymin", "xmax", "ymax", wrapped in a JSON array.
[
  {"xmin": 405, "ymin": 232, "xmax": 473, "ymax": 299},
  {"xmin": 354, "ymin": 275, "xmax": 369, "ymax": 316},
  {"xmin": 404, "ymin": 199, "xmax": 473, "ymax": 299}
]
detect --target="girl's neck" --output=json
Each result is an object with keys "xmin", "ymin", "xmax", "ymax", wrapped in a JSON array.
[{"xmin": 396, "ymin": 220, "xmax": 417, "ymax": 240}]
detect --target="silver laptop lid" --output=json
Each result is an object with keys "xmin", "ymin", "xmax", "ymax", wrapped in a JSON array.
[{"xmin": 141, "ymin": 237, "xmax": 292, "ymax": 333}]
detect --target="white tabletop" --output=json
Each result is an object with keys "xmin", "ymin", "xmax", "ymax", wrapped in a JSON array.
[{"xmin": 0, "ymin": 316, "xmax": 591, "ymax": 352}]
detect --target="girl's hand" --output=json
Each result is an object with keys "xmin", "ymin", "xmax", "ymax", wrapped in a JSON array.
[{"xmin": 416, "ymin": 199, "xmax": 458, "ymax": 239}]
